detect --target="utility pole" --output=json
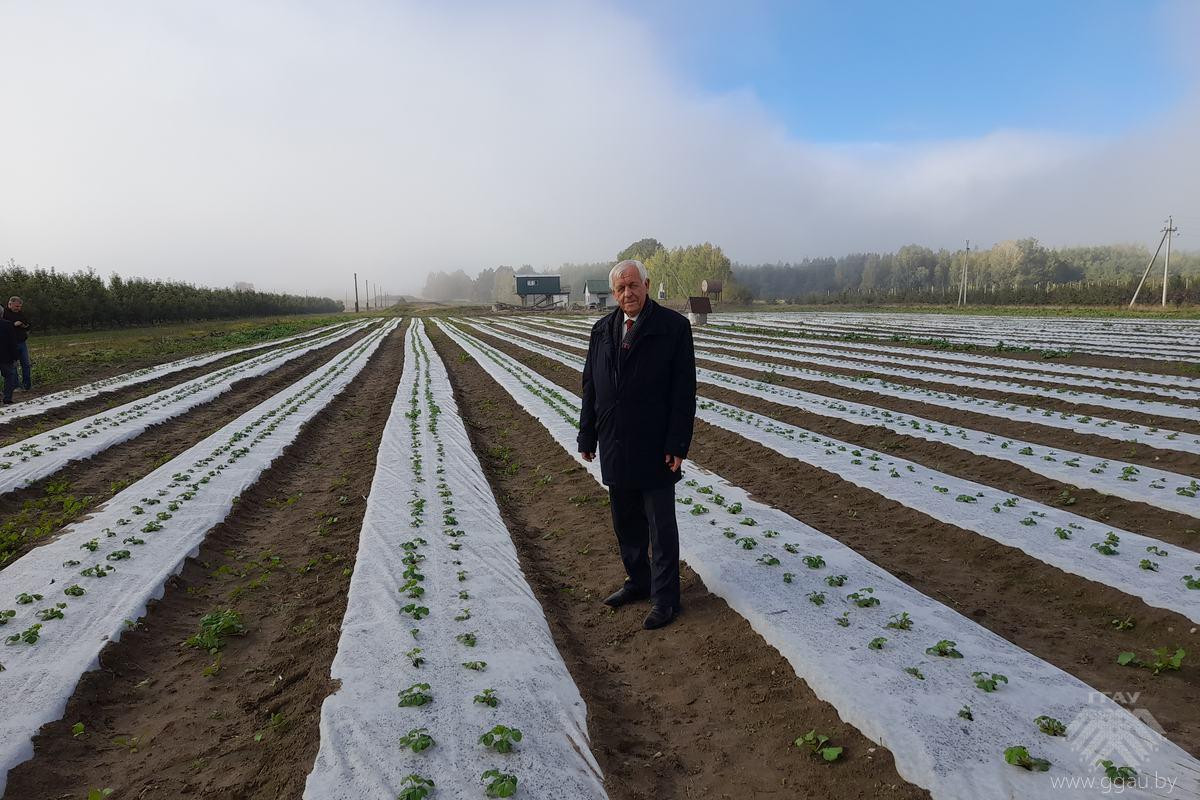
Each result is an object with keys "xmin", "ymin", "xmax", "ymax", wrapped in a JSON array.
[
  {"xmin": 353, "ymin": 273, "xmax": 360, "ymax": 313},
  {"xmin": 1129, "ymin": 219, "xmax": 1172, "ymax": 308},
  {"xmin": 958, "ymin": 240, "xmax": 970, "ymax": 306},
  {"xmin": 1162, "ymin": 216, "xmax": 1177, "ymax": 307},
  {"xmin": 365, "ymin": 279, "xmax": 370, "ymax": 310}
]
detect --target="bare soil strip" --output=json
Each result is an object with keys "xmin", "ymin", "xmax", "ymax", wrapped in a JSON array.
[
  {"xmin": 463, "ymin": 325, "xmax": 1200, "ymax": 760},
  {"xmin": 427, "ymin": 323, "xmax": 929, "ymax": 800},
  {"xmin": 1, "ymin": 326, "xmax": 405, "ymax": 800},
  {"xmin": 0, "ymin": 326, "xmax": 372, "ymax": 570}
]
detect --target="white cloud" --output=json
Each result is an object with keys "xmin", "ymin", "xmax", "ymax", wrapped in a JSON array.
[{"xmin": 0, "ymin": 0, "xmax": 1195, "ymax": 300}]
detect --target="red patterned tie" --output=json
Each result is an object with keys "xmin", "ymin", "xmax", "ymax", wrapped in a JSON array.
[{"xmin": 625, "ymin": 319, "xmax": 634, "ymax": 335}]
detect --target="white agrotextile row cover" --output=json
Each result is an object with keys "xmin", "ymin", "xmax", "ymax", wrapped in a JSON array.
[
  {"xmin": 496, "ymin": 318, "xmax": 1200, "ymax": 460},
  {"xmin": 549, "ymin": 317, "xmax": 1200, "ymax": 417},
  {"xmin": 703, "ymin": 319, "xmax": 1200, "ymax": 400},
  {"xmin": 463, "ymin": 319, "xmax": 1200, "ymax": 625},
  {"xmin": 707, "ymin": 317, "xmax": 1200, "ymax": 392},
  {"xmin": 0, "ymin": 321, "xmax": 354, "ymax": 425},
  {"xmin": 0, "ymin": 320, "xmax": 372, "ymax": 496},
  {"xmin": 735, "ymin": 312, "xmax": 1200, "ymax": 361},
  {"xmin": 438, "ymin": 320, "xmax": 1200, "ymax": 800},
  {"xmin": 0, "ymin": 319, "xmax": 399, "ymax": 797},
  {"xmin": 504, "ymin": 318, "xmax": 1200, "ymax": 458},
  {"xmin": 306, "ymin": 320, "xmax": 605, "ymax": 800}
]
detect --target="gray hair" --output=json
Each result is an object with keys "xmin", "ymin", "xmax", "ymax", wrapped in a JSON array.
[
  {"xmin": 608, "ymin": 259, "xmax": 647, "ymax": 288},
  {"xmin": 7, "ymin": 297, "xmax": 20, "ymax": 304}
]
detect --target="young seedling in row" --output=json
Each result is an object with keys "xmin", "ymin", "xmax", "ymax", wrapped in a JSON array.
[
  {"xmin": 835, "ymin": 613, "xmax": 850, "ymax": 627},
  {"xmin": 482, "ymin": 769, "xmax": 518, "ymax": 798},
  {"xmin": 0, "ymin": 609, "xmax": 14, "ymax": 626},
  {"xmin": 15, "ymin": 592, "xmax": 42, "ymax": 605},
  {"xmin": 86, "ymin": 790, "xmax": 113, "ymax": 800},
  {"xmin": 1183, "ymin": 575, "xmax": 1200, "ymax": 590},
  {"xmin": 847, "ymin": 588, "xmax": 879, "ymax": 608},
  {"xmin": 36, "ymin": 603, "xmax": 67, "ymax": 621},
  {"xmin": 825, "ymin": 574, "xmax": 847, "ymax": 587},
  {"xmin": 1090, "ymin": 533, "xmax": 1120, "ymax": 556},
  {"xmin": 757, "ymin": 555, "xmax": 781, "ymax": 567},
  {"xmin": 783, "ymin": 543, "xmax": 799, "ymax": 554},
  {"xmin": 972, "ymin": 672, "xmax": 1008, "ymax": 692},
  {"xmin": 925, "ymin": 640, "xmax": 963, "ymax": 658},
  {"xmin": 1035, "ymin": 716, "xmax": 1066, "ymax": 736},
  {"xmin": 1098, "ymin": 759, "xmax": 1137, "ymax": 785},
  {"xmin": 457, "ymin": 632, "xmax": 477, "ymax": 647},
  {"xmin": 5, "ymin": 623, "xmax": 43, "ymax": 645},
  {"xmin": 479, "ymin": 724, "xmax": 523, "ymax": 753},
  {"xmin": 736, "ymin": 537, "xmax": 757, "ymax": 550},
  {"xmin": 398, "ymin": 683, "xmax": 432, "ymax": 707},
  {"xmin": 801, "ymin": 555, "xmax": 825, "ymax": 569},
  {"xmin": 886, "ymin": 612, "xmax": 914, "ymax": 630},
  {"xmin": 868, "ymin": 637, "xmax": 886, "ymax": 650},
  {"xmin": 474, "ymin": 688, "xmax": 500, "ymax": 708},
  {"xmin": 794, "ymin": 730, "xmax": 843, "ymax": 762},
  {"xmin": 783, "ymin": 573, "xmax": 794, "ymax": 584},
  {"xmin": 396, "ymin": 774, "xmax": 435, "ymax": 800},
  {"xmin": 401, "ymin": 604, "xmax": 430, "ymax": 620},
  {"xmin": 185, "ymin": 609, "xmax": 245, "ymax": 654},
  {"xmin": 727, "ymin": 502, "xmax": 743, "ymax": 514},
  {"xmin": 71, "ymin": 722, "xmax": 86, "ymax": 738},
  {"xmin": 463, "ymin": 661, "xmax": 487, "ymax": 671},
  {"xmin": 807, "ymin": 591, "xmax": 826, "ymax": 606},
  {"xmin": 405, "ymin": 647, "xmax": 425, "ymax": 668},
  {"xmin": 398, "ymin": 728, "xmax": 435, "ymax": 753},
  {"xmin": 1140, "ymin": 559, "xmax": 1159, "ymax": 571},
  {"xmin": 454, "ymin": 608, "xmax": 471, "ymax": 621},
  {"xmin": 1004, "ymin": 745, "xmax": 1050, "ymax": 772},
  {"xmin": 1111, "ymin": 616, "xmax": 1136, "ymax": 631},
  {"xmin": 1053, "ymin": 527, "xmax": 1072, "ymax": 540},
  {"xmin": 904, "ymin": 666, "xmax": 925, "ymax": 680},
  {"xmin": 1146, "ymin": 545, "xmax": 1168, "ymax": 558},
  {"xmin": 958, "ymin": 706, "xmax": 973, "ymax": 721}
]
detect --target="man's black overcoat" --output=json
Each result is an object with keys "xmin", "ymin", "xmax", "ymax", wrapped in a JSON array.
[{"xmin": 577, "ymin": 298, "xmax": 696, "ymax": 489}]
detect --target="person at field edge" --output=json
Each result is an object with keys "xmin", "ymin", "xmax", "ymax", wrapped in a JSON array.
[
  {"xmin": 578, "ymin": 259, "xmax": 697, "ymax": 630},
  {"xmin": 3, "ymin": 297, "xmax": 32, "ymax": 391},
  {"xmin": 0, "ymin": 313, "xmax": 20, "ymax": 404}
]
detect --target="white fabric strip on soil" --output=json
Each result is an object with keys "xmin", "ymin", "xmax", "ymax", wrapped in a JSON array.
[
  {"xmin": 437, "ymin": 319, "xmax": 1200, "ymax": 800},
  {"xmin": 305, "ymin": 319, "xmax": 605, "ymax": 800},
  {"xmin": 0, "ymin": 321, "xmax": 372, "ymax": 496},
  {"xmin": 0, "ymin": 321, "xmax": 353, "ymax": 425},
  {"xmin": 458, "ymin": 318, "xmax": 1200, "ymax": 626},
  {"xmin": 493, "ymin": 317, "xmax": 1200, "ymax": 458},
  {"xmin": 481, "ymin": 319, "xmax": 1200, "ymax": 510},
  {"xmin": 0, "ymin": 319, "xmax": 399, "ymax": 797},
  {"xmin": 546, "ymin": 317, "xmax": 1200, "ymax": 419},
  {"xmin": 728, "ymin": 313, "xmax": 1200, "ymax": 362}
]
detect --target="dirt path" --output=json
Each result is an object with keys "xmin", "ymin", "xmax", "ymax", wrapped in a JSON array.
[
  {"xmin": 428, "ymin": 323, "xmax": 928, "ymax": 800},
  {"xmin": 1, "ymin": 325, "xmax": 404, "ymax": 800},
  {"xmin": 459, "ymin": 324, "xmax": 1200, "ymax": 760},
  {"xmin": 0, "ymin": 328, "xmax": 373, "ymax": 571}
]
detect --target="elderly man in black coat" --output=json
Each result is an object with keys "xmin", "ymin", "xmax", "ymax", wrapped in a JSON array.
[{"xmin": 578, "ymin": 259, "xmax": 697, "ymax": 629}]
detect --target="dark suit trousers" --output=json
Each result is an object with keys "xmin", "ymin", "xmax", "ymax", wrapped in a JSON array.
[{"xmin": 608, "ymin": 485, "xmax": 681, "ymax": 609}]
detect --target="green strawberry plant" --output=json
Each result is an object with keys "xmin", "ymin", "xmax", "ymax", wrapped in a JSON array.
[
  {"xmin": 401, "ymin": 604, "xmax": 430, "ymax": 620},
  {"xmin": 1090, "ymin": 533, "xmax": 1120, "ymax": 556},
  {"xmin": 794, "ymin": 729, "xmax": 843, "ymax": 762},
  {"xmin": 474, "ymin": 688, "xmax": 499, "ymax": 707},
  {"xmin": 958, "ymin": 706, "xmax": 973, "ymax": 721},
  {"xmin": 925, "ymin": 640, "xmax": 963, "ymax": 658},
  {"xmin": 479, "ymin": 724, "xmax": 523, "ymax": 753},
  {"xmin": 783, "ymin": 572, "xmax": 794, "ymax": 584},
  {"xmin": 847, "ymin": 588, "xmax": 879, "ymax": 607},
  {"xmin": 1035, "ymin": 716, "xmax": 1066, "ymax": 736},
  {"xmin": 972, "ymin": 672, "xmax": 1008, "ymax": 692},
  {"xmin": 802, "ymin": 555, "xmax": 825, "ymax": 569},
  {"xmin": 736, "ymin": 536, "xmax": 757, "ymax": 550},
  {"xmin": 15, "ymin": 592, "xmax": 42, "ymax": 605},
  {"xmin": 825, "ymin": 574, "xmax": 847, "ymax": 587},
  {"xmin": 868, "ymin": 637, "xmax": 886, "ymax": 650},
  {"xmin": 463, "ymin": 660, "xmax": 487, "ymax": 671},
  {"xmin": 185, "ymin": 609, "xmax": 245, "ymax": 653},
  {"xmin": 397, "ymin": 774, "xmax": 435, "ymax": 800},
  {"xmin": 904, "ymin": 666, "xmax": 924, "ymax": 680},
  {"xmin": 481, "ymin": 769, "xmax": 518, "ymax": 798},
  {"xmin": 1004, "ymin": 745, "xmax": 1050, "ymax": 772},
  {"xmin": 405, "ymin": 647, "xmax": 424, "ymax": 668},
  {"xmin": 885, "ymin": 612, "xmax": 913, "ymax": 630},
  {"xmin": 807, "ymin": 591, "xmax": 826, "ymax": 606},
  {"xmin": 398, "ymin": 683, "xmax": 432, "ymax": 707},
  {"xmin": 399, "ymin": 728, "xmax": 434, "ymax": 753},
  {"xmin": 1097, "ymin": 759, "xmax": 1136, "ymax": 785},
  {"xmin": 457, "ymin": 632, "xmax": 477, "ymax": 647},
  {"xmin": 757, "ymin": 555, "xmax": 780, "ymax": 567}
]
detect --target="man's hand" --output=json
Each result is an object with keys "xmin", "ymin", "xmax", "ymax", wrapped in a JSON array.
[
  {"xmin": 581, "ymin": 452, "xmax": 595, "ymax": 462},
  {"xmin": 665, "ymin": 454, "xmax": 682, "ymax": 472}
]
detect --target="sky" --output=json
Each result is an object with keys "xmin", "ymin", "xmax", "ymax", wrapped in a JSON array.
[{"xmin": 0, "ymin": 0, "xmax": 1197, "ymax": 301}]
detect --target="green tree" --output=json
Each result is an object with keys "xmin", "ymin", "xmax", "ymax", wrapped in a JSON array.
[{"xmin": 617, "ymin": 238, "xmax": 664, "ymax": 263}]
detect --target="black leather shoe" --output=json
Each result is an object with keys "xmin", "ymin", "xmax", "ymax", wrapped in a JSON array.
[
  {"xmin": 603, "ymin": 585, "xmax": 648, "ymax": 608},
  {"xmin": 643, "ymin": 604, "xmax": 678, "ymax": 630}
]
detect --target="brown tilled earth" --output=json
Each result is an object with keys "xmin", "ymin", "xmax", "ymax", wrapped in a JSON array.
[
  {"xmin": 427, "ymin": 322, "xmax": 929, "ymax": 800},
  {"xmin": 1, "ymin": 326, "xmax": 404, "ymax": 800},
  {"xmin": 457, "ymin": 322, "xmax": 1200, "ymax": 761}
]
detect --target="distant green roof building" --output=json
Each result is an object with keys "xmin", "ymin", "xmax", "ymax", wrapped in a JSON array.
[{"xmin": 584, "ymin": 279, "xmax": 610, "ymax": 295}]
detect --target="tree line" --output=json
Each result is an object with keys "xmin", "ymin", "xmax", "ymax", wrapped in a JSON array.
[
  {"xmin": 0, "ymin": 262, "xmax": 341, "ymax": 331},
  {"xmin": 422, "ymin": 237, "xmax": 1199, "ymax": 307}
]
